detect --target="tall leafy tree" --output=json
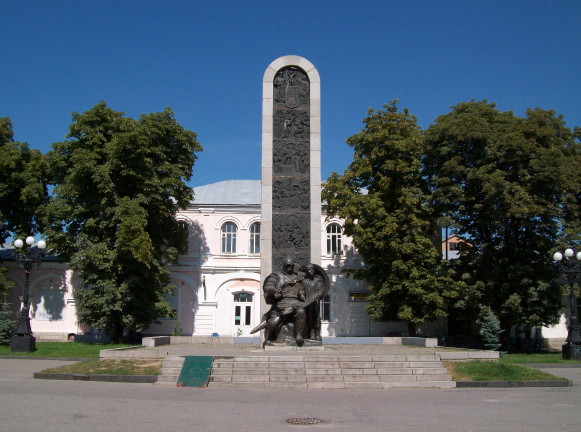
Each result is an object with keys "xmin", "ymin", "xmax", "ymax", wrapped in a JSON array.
[
  {"xmin": 424, "ymin": 101, "xmax": 578, "ymax": 339},
  {"xmin": 42, "ymin": 102, "xmax": 201, "ymax": 342},
  {"xmin": 0, "ymin": 118, "xmax": 48, "ymax": 296},
  {"xmin": 0, "ymin": 117, "xmax": 48, "ymax": 245},
  {"xmin": 323, "ymin": 101, "xmax": 464, "ymax": 336}
]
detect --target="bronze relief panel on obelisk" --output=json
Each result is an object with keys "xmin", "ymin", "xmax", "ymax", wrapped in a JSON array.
[{"xmin": 271, "ymin": 66, "xmax": 311, "ymax": 270}]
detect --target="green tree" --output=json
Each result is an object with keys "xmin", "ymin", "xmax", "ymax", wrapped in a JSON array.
[
  {"xmin": 424, "ymin": 101, "xmax": 578, "ymax": 340},
  {"xmin": 42, "ymin": 102, "xmax": 201, "ymax": 342},
  {"xmin": 323, "ymin": 101, "xmax": 463, "ymax": 336},
  {"xmin": 0, "ymin": 302, "xmax": 15, "ymax": 345},
  {"xmin": 0, "ymin": 117, "xmax": 48, "ymax": 297},
  {"xmin": 478, "ymin": 308, "xmax": 502, "ymax": 351}
]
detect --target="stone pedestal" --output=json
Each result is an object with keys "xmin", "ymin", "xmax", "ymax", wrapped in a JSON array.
[
  {"xmin": 562, "ymin": 344, "xmax": 581, "ymax": 360},
  {"xmin": 11, "ymin": 334, "xmax": 36, "ymax": 352}
]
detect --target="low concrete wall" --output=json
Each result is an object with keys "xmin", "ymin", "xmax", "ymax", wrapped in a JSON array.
[
  {"xmin": 437, "ymin": 350, "xmax": 500, "ymax": 361},
  {"xmin": 100, "ymin": 346, "xmax": 161, "ymax": 359},
  {"xmin": 323, "ymin": 337, "xmax": 384, "ymax": 345},
  {"xmin": 402, "ymin": 337, "xmax": 439, "ymax": 348},
  {"xmin": 234, "ymin": 337, "xmax": 260, "ymax": 344},
  {"xmin": 142, "ymin": 336, "xmax": 170, "ymax": 347},
  {"xmin": 35, "ymin": 332, "xmax": 70, "ymax": 342}
]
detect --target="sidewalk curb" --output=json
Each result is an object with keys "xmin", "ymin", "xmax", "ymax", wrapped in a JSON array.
[
  {"xmin": 456, "ymin": 380, "xmax": 570, "ymax": 388},
  {"xmin": 33, "ymin": 372, "xmax": 158, "ymax": 383},
  {"xmin": 0, "ymin": 356, "xmax": 92, "ymax": 361}
]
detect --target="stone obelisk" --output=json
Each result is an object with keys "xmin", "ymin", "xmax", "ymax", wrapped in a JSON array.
[{"xmin": 261, "ymin": 55, "xmax": 321, "ymax": 315}]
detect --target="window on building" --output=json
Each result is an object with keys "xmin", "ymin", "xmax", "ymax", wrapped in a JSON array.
[
  {"xmin": 326, "ymin": 223, "xmax": 342, "ymax": 255},
  {"xmin": 321, "ymin": 295, "xmax": 331, "ymax": 322},
  {"xmin": 449, "ymin": 242, "xmax": 459, "ymax": 251},
  {"xmin": 177, "ymin": 220, "xmax": 190, "ymax": 236},
  {"xmin": 221, "ymin": 222, "xmax": 237, "ymax": 254},
  {"xmin": 249, "ymin": 222, "xmax": 261, "ymax": 254},
  {"xmin": 233, "ymin": 292, "xmax": 253, "ymax": 302}
]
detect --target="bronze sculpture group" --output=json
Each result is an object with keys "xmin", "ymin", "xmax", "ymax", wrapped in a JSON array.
[{"xmin": 251, "ymin": 257, "xmax": 329, "ymax": 347}]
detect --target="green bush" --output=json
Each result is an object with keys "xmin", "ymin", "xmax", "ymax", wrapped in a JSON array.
[
  {"xmin": 0, "ymin": 303, "xmax": 15, "ymax": 345},
  {"xmin": 479, "ymin": 308, "xmax": 502, "ymax": 351}
]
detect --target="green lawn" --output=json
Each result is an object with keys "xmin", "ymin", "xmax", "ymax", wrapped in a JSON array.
[
  {"xmin": 0, "ymin": 341, "xmax": 138, "ymax": 358},
  {"xmin": 501, "ymin": 352, "xmax": 581, "ymax": 364},
  {"xmin": 41, "ymin": 359, "xmax": 161, "ymax": 375},
  {"xmin": 446, "ymin": 360, "xmax": 561, "ymax": 382}
]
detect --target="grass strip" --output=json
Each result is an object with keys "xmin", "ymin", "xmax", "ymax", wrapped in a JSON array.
[
  {"xmin": 501, "ymin": 352, "xmax": 581, "ymax": 364},
  {"xmin": 445, "ymin": 360, "xmax": 562, "ymax": 382},
  {"xmin": 41, "ymin": 359, "xmax": 161, "ymax": 376},
  {"xmin": 0, "ymin": 342, "xmax": 139, "ymax": 358}
]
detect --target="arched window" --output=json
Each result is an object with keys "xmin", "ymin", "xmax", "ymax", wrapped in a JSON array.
[
  {"xmin": 249, "ymin": 222, "xmax": 261, "ymax": 254},
  {"xmin": 326, "ymin": 223, "xmax": 342, "ymax": 255},
  {"xmin": 221, "ymin": 222, "xmax": 237, "ymax": 254}
]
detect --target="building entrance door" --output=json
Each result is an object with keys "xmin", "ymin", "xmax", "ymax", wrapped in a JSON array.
[{"xmin": 233, "ymin": 292, "xmax": 254, "ymax": 335}]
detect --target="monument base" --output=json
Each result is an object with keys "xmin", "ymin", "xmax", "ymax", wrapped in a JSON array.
[
  {"xmin": 264, "ymin": 344, "xmax": 324, "ymax": 352},
  {"xmin": 562, "ymin": 344, "xmax": 581, "ymax": 360},
  {"xmin": 11, "ymin": 334, "xmax": 36, "ymax": 353}
]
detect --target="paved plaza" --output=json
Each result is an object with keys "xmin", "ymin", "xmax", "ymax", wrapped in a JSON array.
[{"xmin": 1, "ymin": 348, "xmax": 580, "ymax": 432}]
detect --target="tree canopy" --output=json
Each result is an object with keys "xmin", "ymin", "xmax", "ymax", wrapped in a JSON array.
[
  {"xmin": 323, "ymin": 101, "xmax": 465, "ymax": 335},
  {"xmin": 0, "ymin": 117, "xmax": 48, "ymax": 297},
  {"xmin": 0, "ymin": 118, "xmax": 48, "ymax": 245},
  {"xmin": 424, "ymin": 100, "xmax": 580, "ymax": 335},
  {"xmin": 42, "ymin": 102, "xmax": 201, "ymax": 341}
]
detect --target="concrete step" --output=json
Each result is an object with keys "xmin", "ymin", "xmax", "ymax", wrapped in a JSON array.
[
  {"xmin": 155, "ymin": 355, "xmax": 185, "ymax": 386},
  {"xmin": 207, "ymin": 355, "xmax": 455, "ymax": 389}
]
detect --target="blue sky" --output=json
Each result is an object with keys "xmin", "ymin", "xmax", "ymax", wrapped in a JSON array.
[{"xmin": 2, "ymin": 1, "xmax": 580, "ymax": 187}]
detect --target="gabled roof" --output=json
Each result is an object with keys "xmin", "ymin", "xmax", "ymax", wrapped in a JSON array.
[{"xmin": 192, "ymin": 180, "xmax": 261, "ymax": 205}]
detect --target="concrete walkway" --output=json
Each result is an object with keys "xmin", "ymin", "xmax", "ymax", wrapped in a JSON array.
[{"xmin": 101, "ymin": 342, "xmax": 479, "ymax": 359}]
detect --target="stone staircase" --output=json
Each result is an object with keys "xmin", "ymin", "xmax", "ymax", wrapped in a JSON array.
[
  {"xmin": 156, "ymin": 355, "xmax": 185, "ymax": 386},
  {"xmin": 208, "ymin": 354, "xmax": 455, "ymax": 389}
]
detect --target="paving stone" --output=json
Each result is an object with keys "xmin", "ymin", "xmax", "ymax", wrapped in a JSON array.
[
  {"xmin": 338, "ymin": 356, "xmax": 373, "ymax": 362},
  {"xmin": 416, "ymin": 374, "xmax": 452, "ymax": 381},
  {"xmin": 379, "ymin": 375, "xmax": 417, "ymax": 382},
  {"xmin": 342, "ymin": 368, "xmax": 378, "ymax": 375},
  {"xmin": 376, "ymin": 368, "xmax": 413, "ymax": 375},
  {"xmin": 210, "ymin": 375, "xmax": 232, "ymax": 382},
  {"xmin": 305, "ymin": 375, "xmax": 345, "ymax": 382},
  {"xmin": 268, "ymin": 356, "xmax": 304, "ymax": 361},
  {"xmin": 269, "ymin": 362, "xmax": 305, "ymax": 368},
  {"xmin": 268, "ymin": 369, "xmax": 306, "ymax": 375},
  {"xmin": 340, "ymin": 362, "xmax": 375, "ymax": 368},
  {"xmin": 415, "ymin": 381, "xmax": 456, "ymax": 388},
  {"xmin": 233, "ymin": 356, "xmax": 268, "ymax": 362},
  {"xmin": 341, "ymin": 374, "xmax": 380, "ymax": 382},
  {"xmin": 405, "ymin": 355, "xmax": 439, "ymax": 362},
  {"xmin": 412, "ymin": 368, "xmax": 448, "ymax": 375},
  {"xmin": 303, "ymin": 362, "xmax": 340, "ymax": 368},
  {"xmin": 373, "ymin": 362, "xmax": 410, "ymax": 368},
  {"xmin": 305, "ymin": 368, "xmax": 342, "ymax": 375},
  {"xmin": 409, "ymin": 362, "xmax": 444, "ymax": 367},
  {"xmin": 210, "ymin": 368, "xmax": 232, "ymax": 375},
  {"xmin": 303, "ymin": 356, "xmax": 339, "ymax": 362},
  {"xmin": 229, "ymin": 382, "xmax": 269, "ymax": 388},
  {"xmin": 345, "ymin": 382, "xmax": 384, "ymax": 389},
  {"xmin": 269, "ymin": 375, "xmax": 307, "ymax": 383},
  {"xmin": 371, "ymin": 356, "xmax": 408, "ymax": 362},
  {"xmin": 231, "ymin": 375, "xmax": 269, "ymax": 383},
  {"xmin": 230, "ymin": 368, "xmax": 272, "ymax": 375},
  {"xmin": 308, "ymin": 382, "xmax": 347, "ymax": 389},
  {"xmin": 268, "ymin": 382, "xmax": 308, "ymax": 388}
]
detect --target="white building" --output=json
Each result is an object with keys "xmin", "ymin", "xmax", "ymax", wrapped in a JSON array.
[
  {"xmin": 3, "ymin": 180, "xmax": 408, "ymax": 341},
  {"xmin": 2, "ymin": 179, "xmax": 570, "ymax": 347}
]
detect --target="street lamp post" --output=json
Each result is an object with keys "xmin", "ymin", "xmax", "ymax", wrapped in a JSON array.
[
  {"xmin": 553, "ymin": 248, "xmax": 581, "ymax": 360},
  {"xmin": 10, "ymin": 236, "xmax": 46, "ymax": 353}
]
